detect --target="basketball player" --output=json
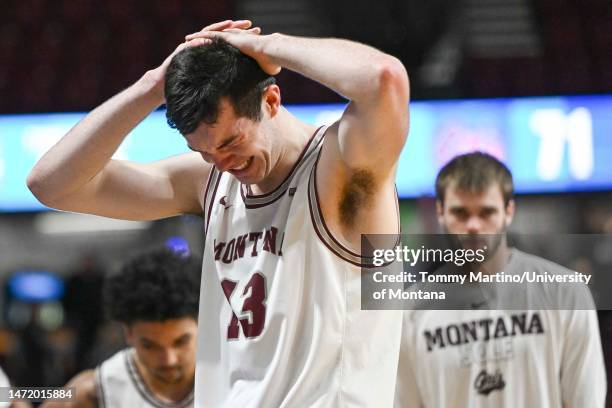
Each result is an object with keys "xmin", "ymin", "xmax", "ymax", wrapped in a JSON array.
[
  {"xmin": 0, "ymin": 366, "xmax": 31, "ymax": 408},
  {"xmin": 28, "ymin": 19, "xmax": 410, "ymax": 406},
  {"xmin": 41, "ymin": 248, "xmax": 200, "ymax": 408},
  {"xmin": 0, "ymin": 366, "xmax": 9, "ymax": 408},
  {"xmin": 395, "ymin": 152, "xmax": 606, "ymax": 407},
  {"xmin": 0, "ymin": 367, "xmax": 32, "ymax": 408}
]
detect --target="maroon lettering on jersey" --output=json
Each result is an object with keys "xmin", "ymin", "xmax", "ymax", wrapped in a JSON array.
[
  {"xmin": 278, "ymin": 232, "xmax": 285, "ymax": 256},
  {"xmin": 249, "ymin": 232, "xmax": 263, "ymax": 257},
  {"xmin": 263, "ymin": 227, "xmax": 278, "ymax": 255},
  {"xmin": 214, "ymin": 228, "xmax": 284, "ymax": 265},
  {"xmin": 240, "ymin": 273, "xmax": 266, "ymax": 338},
  {"xmin": 234, "ymin": 234, "xmax": 248, "ymax": 260},
  {"xmin": 221, "ymin": 279, "xmax": 240, "ymax": 339},
  {"xmin": 222, "ymin": 239, "xmax": 235, "ymax": 264},
  {"xmin": 221, "ymin": 272, "xmax": 267, "ymax": 340},
  {"xmin": 214, "ymin": 240, "xmax": 225, "ymax": 261}
]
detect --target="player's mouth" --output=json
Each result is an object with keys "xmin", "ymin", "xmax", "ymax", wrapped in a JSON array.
[
  {"xmin": 459, "ymin": 236, "xmax": 489, "ymax": 251},
  {"xmin": 228, "ymin": 157, "xmax": 254, "ymax": 177},
  {"xmin": 156, "ymin": 367, "xmax": 183, "ymax": 382}
]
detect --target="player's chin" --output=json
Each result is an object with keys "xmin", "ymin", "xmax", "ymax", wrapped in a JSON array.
[
  {"xmin": 460, "ymin": 237, "xmax": 489, "ymax": 250},
  {"xmin": 155, "ymin": 368, "xmax": 183, "ymax": 383}
]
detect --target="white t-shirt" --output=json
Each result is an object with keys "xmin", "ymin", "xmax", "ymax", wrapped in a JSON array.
[
  {"xmin": 196, "ymin": 126, "xmax": 403, "ymax": 407},
  {"xmin": 395, "ymin": 249, "xmax": 606, "ymax": 408}
]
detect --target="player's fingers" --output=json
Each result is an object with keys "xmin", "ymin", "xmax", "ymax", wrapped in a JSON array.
[
  {"xmin": 224, "ymin": 27, "xmax": 261, "ymax": 33},
  {"xmin": 165, "ymin": 37, "xmax": 210, "ymax": 65},
  {"xmin": 171, "ymin": 42, "xmax": 187, "ymax": 54},
  {"xmin": 200, "ymin": 19, "xmax": 250, "ymax": 33},
  {"xmin": 184, "ymin": 37, "xmax": 212, "ymax": 47},
  {"xmin": 229, "ymin": 20, "xmax": 252, "ymax": 29},
  {"xmin": 185, "ymin": 31, "xmax": 219, "ymax": 42},
  {"xmin": 201, "ymin": 20, "xmax": 233, "ymax": 32},
  {"xmin": 220, "ymin": 27, "xmax": 260, "ymax": 36},
  {"xmin": 222, "ymin": 27, "xmax": 261, "ymax": 35},
  {"xmin": 186, "ymin": 29, "xmax": 225, "ymax": 41},
  {"xmin": 187, "ymin": 20, "xmax": 252, "ymax": 40}
]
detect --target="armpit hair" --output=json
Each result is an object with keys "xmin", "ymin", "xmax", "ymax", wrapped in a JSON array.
[{"xmin": 339, "ymin": 169, "xmax": 377, "ymax": 229}]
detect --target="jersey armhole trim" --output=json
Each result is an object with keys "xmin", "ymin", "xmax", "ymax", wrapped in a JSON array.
[
  {"xmin": 308, "ymin": 149, "xmax": 400, "ymax": 268},
  {"xmin": 95, "ymin": 366, "xmax": 106, "ymax": 408},
  {"xmin": 203, "ymin": 168, "xmax": 222, "ymax": 237}
]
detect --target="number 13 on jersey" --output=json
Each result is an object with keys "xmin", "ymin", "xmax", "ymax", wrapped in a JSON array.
[{"xmin": 221, "ymin": 272, "xmax": 267, "ymax": 340}]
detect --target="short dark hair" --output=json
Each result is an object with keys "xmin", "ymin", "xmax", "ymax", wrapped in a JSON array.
[
  {"xmin": 104, "ymin": 248, "xmax": 201, "ymax": 324},
  {"xmin": 435, "ymin": 152, "xmax": 514, "ymax": 206},
  {"xmin": 165, "ymin": 38, "xmax": 276, "ymax": 135}
]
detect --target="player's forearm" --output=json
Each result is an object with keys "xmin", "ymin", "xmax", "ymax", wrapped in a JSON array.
[
  {"xmin": 27, "ymin": 72, "xmax": 163, "ymax": 206},
  {"xmin": 263, "ymin": 33, "xmax": 408, "ymax": 102}
]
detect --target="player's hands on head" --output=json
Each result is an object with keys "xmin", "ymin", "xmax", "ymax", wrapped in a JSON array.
[
  {"xmin": 185, "ymin": 21, "xmax": 281, "ymax": 76},
  {"xmin": 147, "ymin": 20, "xmax": 257, "ymax": 101}
]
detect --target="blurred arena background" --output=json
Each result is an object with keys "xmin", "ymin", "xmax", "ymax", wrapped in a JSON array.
[{"xmin": 1, "ymin": 0, "xmax": 612, "ymax": 404}]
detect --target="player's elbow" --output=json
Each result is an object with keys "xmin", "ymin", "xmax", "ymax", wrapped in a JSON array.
[
  {"xmin": 375, "ymin": 57, "xmax": 410, "ymax": 101},
  {"xmin": 27, "ymin": 169, "xmax": 47, "ymax": 200},
  {"xmin": 27, "ymin": 168, "xmax": 59, "ymax": 207},
  {"xmin": 374, "ymin": 57, "xmax": 410, "ymax": 137}
]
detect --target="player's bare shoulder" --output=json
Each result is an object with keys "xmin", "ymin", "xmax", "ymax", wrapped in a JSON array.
[{"xmin": 40, "ymin": 369, "xmax": 98, "ymax": 408}]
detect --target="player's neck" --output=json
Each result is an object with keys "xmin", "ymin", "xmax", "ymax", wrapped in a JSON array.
[
  {"xmin": 250, "ymin": 108, "xmax": 317, "ymax": 195},
  {"xmin": 133, "ymin": 355, "xmax": 194, "ymax": 403}
]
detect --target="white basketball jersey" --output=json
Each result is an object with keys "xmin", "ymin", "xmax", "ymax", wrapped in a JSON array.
[
  {"xmin": 96, "ymin": 349, "xmax": 194, "ymax": 408},
  {"xmin": 0, "ymin": 366, "xmax": 9, "ymax": 408},
  {"xmin": 195, "ymin": 126, "xmax": 403, "ymax": 407},
  {"xmin": 395, "ymin": 249, "xmax": 606, "ymax": 408}
]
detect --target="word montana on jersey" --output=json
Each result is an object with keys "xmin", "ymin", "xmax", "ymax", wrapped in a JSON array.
[
  {"xmin": 424, "ymin": 312, "xmax": 544, "ymax": 352},
  {"xmin": 213, "ymin": 226, "xmax": 284, "ymax": 264}
]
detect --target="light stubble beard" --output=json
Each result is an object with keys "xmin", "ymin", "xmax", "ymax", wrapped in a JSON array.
[{"xmin": 443, "ymin": 222, "xmax": 508, "ymax": 265}]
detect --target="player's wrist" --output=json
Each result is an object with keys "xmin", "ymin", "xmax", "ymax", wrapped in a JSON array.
[
  {"xmin": 259, "ymin": 32, "xmax": 282, "ymax": 58},
  {"xmin": 136, "ymin": 70, "xmax": 166, "ymax": 106},
  {"xmin": 250, "ymin": 33, "xmax": 282, "ymax": 76}
]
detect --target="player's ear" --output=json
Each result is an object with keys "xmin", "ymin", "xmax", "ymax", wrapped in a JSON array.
[
  {"xmin": 262, "ymin": 84, "xmax": 281, "ymax": 118},
  {"xmin": 436, "ymin": 199, "xmax": 444, "ymax": 225},
  {"xmin": 504, "ymin": 199, "xmax": 515, "ymax": 227},
  {"xmin": 123, "ymin": 324, "xmax": 135, "ymax": 345}
]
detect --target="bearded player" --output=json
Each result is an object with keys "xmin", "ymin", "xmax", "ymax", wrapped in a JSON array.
[
  {"xmin": 395, "ymin": 152, "xmax": 606, "ymax": 407},
  {"xmin": 28, "ymin": 19, "xmax": 409, "ymax": 407}
]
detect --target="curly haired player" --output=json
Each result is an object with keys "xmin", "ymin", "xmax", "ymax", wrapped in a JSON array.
[{"xmin": 42, "ymin": 248, "xmax": 200, "ymax": 408}]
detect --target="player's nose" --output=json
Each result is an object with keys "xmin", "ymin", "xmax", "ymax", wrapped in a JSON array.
[
  {"xmin": 465, "ymin": 216, "xmax": 482, "ymax": 233},
  {"xmin": 160, "ymin": 348, "xmax": 179, "ymax": 365}
]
